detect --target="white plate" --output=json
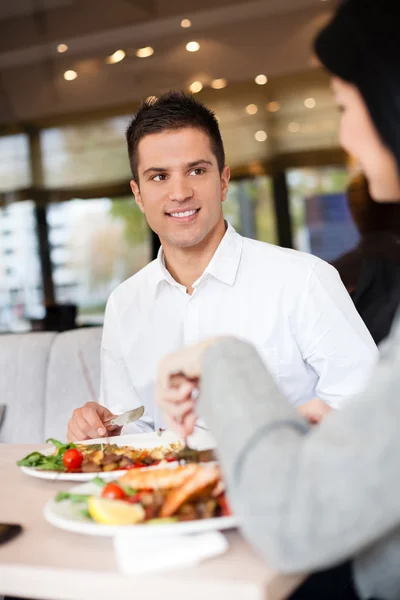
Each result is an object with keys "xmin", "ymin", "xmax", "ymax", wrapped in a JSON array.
[
  {"xmin": 44, "ymin": 480, "xmax": 237, "ymax": 537},
  {"xmin": 19, "ymin": 430, "xmax": 216, "ymax": 482}
]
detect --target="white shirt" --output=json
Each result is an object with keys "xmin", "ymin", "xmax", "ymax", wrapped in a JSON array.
[{"xmin": 100, "ymin": 223, "xmax": 378, "ymax": 432}]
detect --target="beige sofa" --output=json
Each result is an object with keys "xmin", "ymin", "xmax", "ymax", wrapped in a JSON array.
[{"xmin": 0, "ymin": 328, "xmax": 102, "ymax": 443}]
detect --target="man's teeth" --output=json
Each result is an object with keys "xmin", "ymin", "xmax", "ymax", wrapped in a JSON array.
[{"xmin": 170, "ymin": 209, "xmax": 197, "ymax": 218}]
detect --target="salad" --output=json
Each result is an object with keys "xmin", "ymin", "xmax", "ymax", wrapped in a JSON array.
[{"xmin": 17, "ymin": 438, "xmax": 183, "ymax": 473}]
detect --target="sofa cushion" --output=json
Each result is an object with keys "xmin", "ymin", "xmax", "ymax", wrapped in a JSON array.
[
  {"xmin": 0, "ymin": 332, "xmax": 56, "ymax": 443},
  {"xmin": 45, "ymin": 327, "xmax": 102, "ymax": 442}
]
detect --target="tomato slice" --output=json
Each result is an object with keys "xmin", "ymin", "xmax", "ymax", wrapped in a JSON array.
[
  {"xmin": 62, "ymin": 448, "xmax": 83, "ymax": 470},
  {"xmin": 101, "ymin": 483, "xmax": 127, "ymax": 500}
]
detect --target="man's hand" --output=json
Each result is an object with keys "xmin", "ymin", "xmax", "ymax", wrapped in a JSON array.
[
  {"xmin": 67, "ymin": 401, "xmax": 122, "ymax": 442},
  {"xmin": 297, "ymin": 398, "xmax": 332, "ymax": 425}
]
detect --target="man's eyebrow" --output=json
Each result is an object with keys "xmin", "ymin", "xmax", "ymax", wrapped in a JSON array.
[
  {"xmin": 142, "ymin": 166, "xmax": 168, "ymax": 177},
  {"xmin": 187, "ymin": 159, "xmax": 213, "ymax": 168},
  {"xmin": 142, "ymin": 159, "xmax": 213, "ymax": 177}
]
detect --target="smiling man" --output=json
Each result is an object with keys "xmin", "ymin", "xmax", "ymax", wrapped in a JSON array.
[{"xmin": 67, "ymin": 91, "xmax": 377, "ymax": 441}]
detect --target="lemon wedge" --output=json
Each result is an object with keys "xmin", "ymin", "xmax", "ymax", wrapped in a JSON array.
[{"xmin": 88, "ymin": 497, "xmax": 145, "ymax": 526}]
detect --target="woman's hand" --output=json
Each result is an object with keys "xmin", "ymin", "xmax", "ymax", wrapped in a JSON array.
[
  {"xmin": 155, "ymin": 338, "xmax": 220, "ymax": 437},
  {"xmin": 296, "ymin": 398, "xmax": 332, "ymax": 425}
]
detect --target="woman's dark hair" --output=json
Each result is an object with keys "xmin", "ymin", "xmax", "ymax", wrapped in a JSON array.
[
  {"xmin": 314, "ymin": 0, "xmax": 400, "ymax": 170},
  {"xmin": 348, "ymin": 174, "xmax": 400, "ymax": 237},
  {"xmin": 126, "ymin": 91, "xmax": 225, "ymax": 182}
]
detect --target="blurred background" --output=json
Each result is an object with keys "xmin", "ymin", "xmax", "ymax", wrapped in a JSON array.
[{"xmin": 0, "ymin": 0, "xmax": 360, "ymax": 333}]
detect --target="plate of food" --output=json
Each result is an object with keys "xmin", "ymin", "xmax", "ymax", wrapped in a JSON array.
[
  {"xmin": 17, "ymin": 431, "xmax": 217, "ymax": 482},
  {"xmin": 44, "ymin": 462, "xmax": 237, "ymax": 537}
]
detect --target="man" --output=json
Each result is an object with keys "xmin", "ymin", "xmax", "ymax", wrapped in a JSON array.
[{"xmin": 67, "ymin": 91, "xmax": 377, "ymax": 441}]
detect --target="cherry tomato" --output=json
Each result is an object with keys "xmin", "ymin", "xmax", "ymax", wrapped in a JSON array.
[
  {"xmin": 62, "ymin": 448, "xmax": 83, "ymax": 470},
  {"xmin": 165, "ymin": 456, "xmax": 178, "ymax": 463},
  {"xmin": 101, "ymin": 483, "xmax": 127, "ymax": 500}
]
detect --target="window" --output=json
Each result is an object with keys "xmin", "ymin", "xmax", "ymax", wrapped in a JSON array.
[
  {"xmin": 287, "ymin": 167, "xmax": 359, "ymax": 261},
  {"xmin": 0, "ymin": 134, "xmax": 31, "ymax": 192},
  {"xmin": 40, "ymin": 117, "xmax": 132, "ymax": 189},
  {"xmin": 0, "ymin": 202, "xmax": 43, "ymax": 332},
  {"xmin": 225, "ymin": 176, "xmax": 277, "ymax": 244},
  {"xmin": 47, "ymin": 196, "xmax": 151, "ymax": 324}
]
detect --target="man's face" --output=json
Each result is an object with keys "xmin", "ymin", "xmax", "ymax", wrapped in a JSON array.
[{"xmin": 130, "ymin": 127, "xmax": 230, "ymax": 250}]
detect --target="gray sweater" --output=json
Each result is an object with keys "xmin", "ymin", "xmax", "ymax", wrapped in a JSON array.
[{"xmin": 199, "ymin": 318, "xmax": 400, "ymax": 600}]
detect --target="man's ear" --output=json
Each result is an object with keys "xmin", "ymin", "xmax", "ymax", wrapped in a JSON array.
[
  {"xmin": 221, "ymin": 165, "xmax": 231, "ymax": 203},
  {"xmin": 130, "ymin": 179, "xmax": 145, "ymax": 214}
]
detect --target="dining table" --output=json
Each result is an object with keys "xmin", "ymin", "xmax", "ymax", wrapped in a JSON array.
[{"xmin": 0, "ymin": 443, "xmax": 305, "ymax": 600}]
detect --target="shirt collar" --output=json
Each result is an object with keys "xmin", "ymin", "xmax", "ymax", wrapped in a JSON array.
[
  {"xmin": 201, "ymin": 221, "xmax": 243, "ymax": 286},
  {"xmin": 152, "ymin": 221, "xmax": 243, "ymax": 290}
]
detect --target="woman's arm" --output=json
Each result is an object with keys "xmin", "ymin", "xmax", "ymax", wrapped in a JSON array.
[{"xmin": 199, "ymin": 336, "xmax": 400, "ymax": 572}]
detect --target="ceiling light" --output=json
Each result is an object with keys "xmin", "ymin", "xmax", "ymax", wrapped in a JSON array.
[
  {"xmin": 304, "ymin": 97, "xmax": 316, "ymax": 108},
  {"xmin": 64, "ymin": 70, "xmax": 77, "ymax": 81},
  {"xmin": 255, "ymin": 131, "xmax": 268, "ymax": 142},
  {"xmin": 288, "ymin": 122, "xmax": 301, "ymax": 133},
  {"xmin": 267, "ymin": 101, "xmax": 280, "ymax": 113},
  {"xmin": 246, "ymin": 104, "xmax": 259, "ymax": 115},
  {"xmin": 57, "ymin": 43, "xmax": 68, "ymax": 53},
  {"xmin": 255, "ymin": 74, "xmax": 268, "ymax": 85},
  {"xmin": 211, "ymin": 78, "xmax": 228, "ymax": 89},
  {"xmin": 106, "ymin": 49, "xmax": 126, "ymax": 64},
  {"xmin": 136, "ymin": 46, "xmax": 154, "ymax": 58},
  {"xmin": 186, "ymin": 41, "xmax": 200, "ymax": 52},
  {"xmin": 189, "ymin": 81, "xmax": 203, "ymax": 93},
  {"xmin": 181, "ymin": 19, "xmax": 192, "ymax": 28}
]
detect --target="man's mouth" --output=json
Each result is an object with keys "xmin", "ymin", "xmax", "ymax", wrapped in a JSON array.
[{"xmin": 166, "ymin": 208, "xmax": 200, "ymax": 219}]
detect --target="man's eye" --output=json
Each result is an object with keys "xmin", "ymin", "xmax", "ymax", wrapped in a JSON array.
[
  {"xmin": 189, "ymin": 168, "xmax": 205, "ymax": 176},
  {"xmin": 152, "ymin": 174, "xmax": 167, "ymax": 181}
]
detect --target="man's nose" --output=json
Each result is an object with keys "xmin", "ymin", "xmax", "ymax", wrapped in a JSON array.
[{"xmin": 167, "ymin": 176, "xmax": 194, "ymax": 202}]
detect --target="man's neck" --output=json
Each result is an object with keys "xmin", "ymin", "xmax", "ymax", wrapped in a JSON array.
[{"xmin": 162, "ymin": 220, "xmax": 227, "ymax": 295}]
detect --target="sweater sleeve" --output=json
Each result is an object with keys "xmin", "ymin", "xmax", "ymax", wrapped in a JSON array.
[{"xmin": 198, "ymin": 331, "xmax": 400, "ymax": 573}]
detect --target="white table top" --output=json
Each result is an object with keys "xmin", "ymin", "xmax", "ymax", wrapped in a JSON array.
[{"xmin": 0, "ymin": 444, "xmax": 304, "ymax": 600}]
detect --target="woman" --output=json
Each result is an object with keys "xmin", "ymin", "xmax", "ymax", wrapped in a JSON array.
[
  {"xmin": 332, "ymin": 174, "xmax": 400, "ymax": 344},
  {"xmin": 155, "ymin": 1, "xmax": 400, "ymax": 599}
]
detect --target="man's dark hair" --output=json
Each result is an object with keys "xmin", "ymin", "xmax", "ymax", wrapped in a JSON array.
[{"xmin": 126, "ymin": 91, "xmax": 225, "ymax": 182}]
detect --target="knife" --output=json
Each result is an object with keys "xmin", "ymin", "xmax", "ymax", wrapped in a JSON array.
[{"xmin": 105, "ymin": 406, "xmax": 145, "ymax": 428}]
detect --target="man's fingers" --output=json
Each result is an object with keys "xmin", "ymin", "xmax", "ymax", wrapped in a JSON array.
[
  {"xmin": 81, "ymin": 404, "xmax": 108, "ymax": 436},
  {"xmin": 74, "ymin": 413, "xmax": 104, "ymax": 439},
  {"xmin": 67, "ymin": 424, "xmax": 88, "ymax": 442}
]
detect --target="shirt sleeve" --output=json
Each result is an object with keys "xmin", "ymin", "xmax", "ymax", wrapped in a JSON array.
[
  {"xmin": 99, "ymin": 294, "xmax": 154, "ymax": 433},
  {"xmin": 198, "ymin": 334, "xmax": 400, "ymax": 573},
  {"xmin": 292, "ymin": 260, "xmax": 379, "ymax": 408}
]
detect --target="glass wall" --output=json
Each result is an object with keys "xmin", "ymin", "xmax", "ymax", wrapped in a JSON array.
[
  {"xmin": 47, "ymin": 196, "xmax": 151, "ymax": 324},
  {"xmin": 0, "ymin": 201, "xmax": 43, "ymax": 332},
  {"xmin": 225, "ymin": 176, "xmax": 277, "ymax": 244},
  {"xmin": 287, "ymin": 167, "xmax": 359, "ymax": 262},
  {"xmin": 0, "ymin": 134, "xmax": 31, "ymax": 192},
  {"xmin": 40, "ymin": 116, "xmax": 132, "ymax": 189}
]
